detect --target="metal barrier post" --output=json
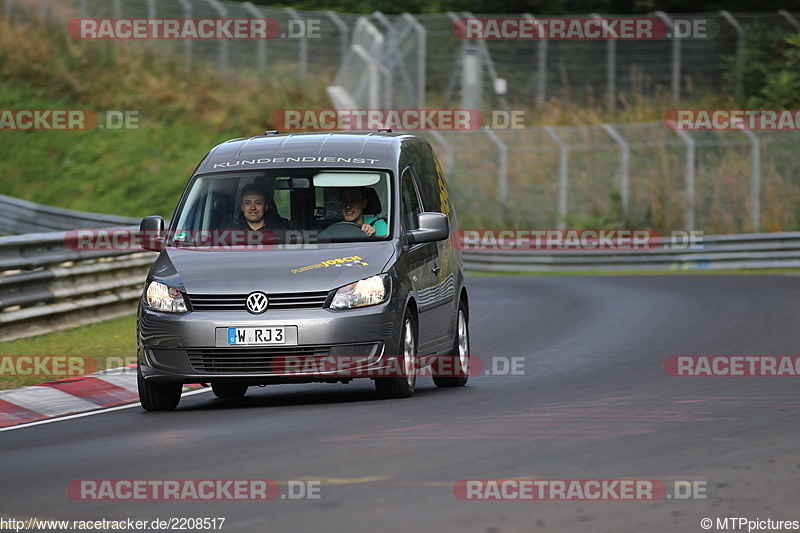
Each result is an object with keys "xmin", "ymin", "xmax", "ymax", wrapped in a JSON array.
[
  {"xmin": 544, "ymin": 126, "xmax": 569, "ymax": 230},
  {"xmin": 524, "ymin": 14, "xmax": 547, "ymax": 107},
  {"xmin": 285, "ymin": 8, "xmax": 307, "ymax": 79},
  {"xmin": 741, "ymin": 129, "xmax": 761, "ymax": 231},
  {"xmin": 674, "ymin": 129, "xmax": 696, "ymax": 229},
  {"xmin": 326, "ymin": 11, "xmax": 350, "ymax": 68},
  {"xmin": 655, "ymin": 11, "xmax": 681, "ymax": 103},
  {"xmin": 176, "ymin": 0, "xmax": 194, "ymax": 66},
  {"xmin": 592, "ymin": 14, "xmax": 616, "ymax": 109},
  {"xmin": 484, "ymin": 129, "xmax": 508, "ymax": 205},
  {"xmin": 719, "ymin": 10, "xmax": 744, "ymax": 100},
  {"xmin": 402, "ymin": 13, "xmax": 426, "ymax": 109},
  {"xmin": 204, "ymin": 0, "xmax": 228, "ymax": 72},
  {"xmin": 428, "ymin": 131, "xmax": 454, "ymax": 174},
  {"xmin": 601, "ymin": 124, "xmax": 630, "ymax": 214},
  {"xmin": 242, "ymin": 2, "xmax": 266, "ymax": 70}
]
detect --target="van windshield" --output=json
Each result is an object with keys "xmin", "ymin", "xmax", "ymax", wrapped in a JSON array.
[{"xmin": 170, "ymin": 169, "xmax": 392, "ymax": 246}]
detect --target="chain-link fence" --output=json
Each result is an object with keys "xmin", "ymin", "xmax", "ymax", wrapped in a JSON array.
[
  {"xmin": 8, "ymin": 0, "xmax": 799, "ymax": 106},
  {"xmin": 4, "ymin": 0, "xmax": 800, "ymax": 233},
  {"xmin": 422, "ymin": 125, "xmax": 800, "ymax": 233}
]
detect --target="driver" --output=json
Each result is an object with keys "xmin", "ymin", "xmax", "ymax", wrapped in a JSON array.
[
  {"xmin": 231, "ymin": 184, "xmax": 289, "ymax": 239},
  {"xmin": 339, "ymin": 187, "xmax": 388, "ymax": 237}
]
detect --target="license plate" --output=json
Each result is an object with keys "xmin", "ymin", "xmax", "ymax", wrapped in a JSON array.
[{"xmin": 227, "ymin": 327, "xmax": 286, "ymax": 345}]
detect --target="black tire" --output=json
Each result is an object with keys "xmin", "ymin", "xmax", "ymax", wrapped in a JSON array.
[
  {"xmin": 211, "ymin": 382, "xmax": 248, "ymax": 399},
  {"xmin": 375, "ymin": 312, "xmax": 417, "ymax": 399},
  {"xmin": 433, "ymin": 300, "xmax": 470, "ymax": 388},
  {"xmin": 138, "ymin": 369, "xmax": 181, "ymax": 411}
]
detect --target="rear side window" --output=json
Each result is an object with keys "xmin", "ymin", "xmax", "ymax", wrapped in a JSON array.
[{"xmin": 401, "ymin": 167, "xmax": 422, "ymax": 231}]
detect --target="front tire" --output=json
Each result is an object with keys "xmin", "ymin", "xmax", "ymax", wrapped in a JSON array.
[
  {"xmin": 433, "ymin": 300, "xmax": 470, "ymax": 388},
  {"xmin": 138, "ymin": 369, "xmax": 181, "ymax": 411},
  {"xmin": 375, "ymin": 312, "xmax": 417, "ymax": 399}
]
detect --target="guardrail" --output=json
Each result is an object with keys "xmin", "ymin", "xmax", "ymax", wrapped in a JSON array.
[
  {"xmin": 2, "ymin": 227, "xmax": 800, "ymax": 342},
  {"xmin": 0, "ymin": 193, "xmax": 139, "ymax": 235},
  {"xmin": 462, "ymin": 232, "xmax": 800, "ymax": 272},
  {"xmin": 0, "ymin": 229, "xmax": 153, "ymax": 342}
]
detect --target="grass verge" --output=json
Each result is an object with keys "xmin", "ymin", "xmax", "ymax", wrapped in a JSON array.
[{"xmin": 0, "ymin": 314, "xmax": 137, "ymax": 390}]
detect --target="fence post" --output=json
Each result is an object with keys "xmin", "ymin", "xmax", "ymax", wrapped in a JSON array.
[
  {"xmin": 741, "ymin": 129, "xmax": 761, "ymax": 231},
  {"xmin": 601, "ymin": 124, "xmax": 629, "ymax": 214},
  {"xmin": 461, "ymin": 45, "xmax": 482, "ymax": 111},
  {"xmin": 484, "ymin": 129, "xmax": 508, "ymax": 205},
  {"xmin": 176, "ymin": 0, "xmax": 194, "ymax": 66},
  {"xmin": 204, "ymin": 0, "xmax": 228, "ymax": 72},
  {"xmin": 778, "ymin": 9, "xmax": 800, "ymax": 30},
  {"xmin": 655, "ymin": 11, "xmax": 681, "ymax": 103},
  {"xmin": 352, "ymin": 44, "xmax": 380, "ymax": 109},
  {"xmin": 524, "ymin": 14, "xmax": 547, "ymax": 106},
  {"xmin": 242, "ymin": 2, "xmax": 266, "ymax": 71},
  {"xmin": 285, "ymin": 8, "xmax": 307, "ymax": 79},
  {"xmin": 429, "ymin": 131, "xmax": 454, "ymax": 174},
  {"xmin": 326, "ymin": 11, "xmax": 350, "ymax": 69},
  {"xmin": 371, "ymin": 12, "xmax": 397, "ymax": 109},
  {"xmin": 402, "ymin": 13, "xmax": 426, "ymax": 109},
  {"xmin": 719, "ymin": 10, "xmax": 744, "ymax": 100},
  {"xmin": 592, "ymin": 14, "xmax": 616, "ymax": 109},
  {"xmin": 674, "ymin": 130, "xmax": 696, "ymax": 230},
  {"xmin": 114, "ymin": 0, "xmax": 121, "ymax": 18},
  {"xmin": 544, "ymin": 126, "xmax": 569, "ymax": 230},
  {"xmin": 79, "ymin": 0, "xmax": 86, "ymax": 18}
]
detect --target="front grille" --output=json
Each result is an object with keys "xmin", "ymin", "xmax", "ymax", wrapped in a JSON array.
[
  {"xmin": 188, "ymin": 346, "xmax": 331, "ymax": 373},
  {"xmin": 186, "ymin": 291, "xmax": 330, "ymax": 312}
]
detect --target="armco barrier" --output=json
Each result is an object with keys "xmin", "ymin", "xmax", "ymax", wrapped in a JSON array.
[
  {"xmin": 462, "ymin": 232, "xmax": 800, "ymax": 272},
  {"xmin": 0, "ymin": 193, "xmax": 139, "ymax": 235},
  {"xmin": 2, "ymin": 228, "xmax": 800, "ymax": 341},
  {"xmin": 0, "ymin": 229, "xmax": 153, "ymax": 341}
]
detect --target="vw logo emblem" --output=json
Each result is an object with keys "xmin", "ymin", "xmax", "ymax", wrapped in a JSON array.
[{"xmin": 246, "ymin": 292, "xmax": 268, "ymax": 314}]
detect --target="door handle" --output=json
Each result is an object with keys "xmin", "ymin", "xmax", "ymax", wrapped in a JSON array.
[{"xmin": 431, "ymin": 265, "xmax": 441, "ymax": 274}]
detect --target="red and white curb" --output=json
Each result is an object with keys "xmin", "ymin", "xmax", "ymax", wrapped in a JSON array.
[{"xmin": 0, "ymin": 364, "xmax": 201, "ymax": 428}]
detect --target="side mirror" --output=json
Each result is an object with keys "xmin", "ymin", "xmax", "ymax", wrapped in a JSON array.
[
  {"xmin": 140, "ymin": 216, "xmax": 166, "ymax": 252},
  {"xmin": 407, "ymin": 212, "xmax": 449, "ymax": 244}
]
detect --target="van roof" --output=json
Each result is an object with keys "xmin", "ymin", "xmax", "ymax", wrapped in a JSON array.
[{"xmin": 196, "ymin": 131, "xmax": 423, "ymax": 174}]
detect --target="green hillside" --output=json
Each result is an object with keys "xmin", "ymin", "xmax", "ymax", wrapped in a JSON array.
[{"xmin": 0, "ymin": 16, "xmax": 330, "ymax": 219}]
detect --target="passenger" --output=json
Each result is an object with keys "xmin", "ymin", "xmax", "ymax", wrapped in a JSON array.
[
  {"xmin": 232, "ymin": 184, "xmax": 288, "ymax": 240},
  {"xmin": 339, "ymin": 187, "xmax": 388, "ymax": 237}
]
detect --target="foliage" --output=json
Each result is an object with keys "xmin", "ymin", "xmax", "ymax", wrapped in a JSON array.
[{"xmin": 723, "ymin": 25, "xmax": 800, "ymax": 108}]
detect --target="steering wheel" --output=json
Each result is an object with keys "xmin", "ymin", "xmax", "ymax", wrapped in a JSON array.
[{"xmin": 317, "ymin": 221, "xmax": 370, "ymax": 242}]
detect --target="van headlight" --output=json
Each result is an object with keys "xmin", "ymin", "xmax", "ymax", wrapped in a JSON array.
[
  {"xmin": 330, "ymin": 274, "xmax": 390, "ymax": 310},
  {"xmin": 145, "ymin": 281, "xmax": 188, "ymax": 313}
]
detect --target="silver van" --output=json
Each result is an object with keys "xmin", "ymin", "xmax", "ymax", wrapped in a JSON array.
[{"xmin": 137, "ymin": 131, "xmax": 470, "ymax": 410}]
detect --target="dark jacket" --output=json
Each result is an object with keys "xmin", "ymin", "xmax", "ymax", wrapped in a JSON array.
[{"xmin": 229, "ymin": 197, "xmax": 290, "ymax": 243}]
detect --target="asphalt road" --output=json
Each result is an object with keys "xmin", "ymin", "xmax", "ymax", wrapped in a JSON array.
[{"xmin": 3, "ymin": 275, "xmax": 800, "ymax": 533}]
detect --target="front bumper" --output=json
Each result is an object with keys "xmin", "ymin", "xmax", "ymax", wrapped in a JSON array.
[{"xmin": 137, "ymin": 302, "xmax": 402, "ymax": 385}]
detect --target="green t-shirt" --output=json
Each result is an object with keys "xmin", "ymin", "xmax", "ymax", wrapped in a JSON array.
[{"xmin": 364, "ymin": 216, "xmax": 389, "ymax": 237}]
